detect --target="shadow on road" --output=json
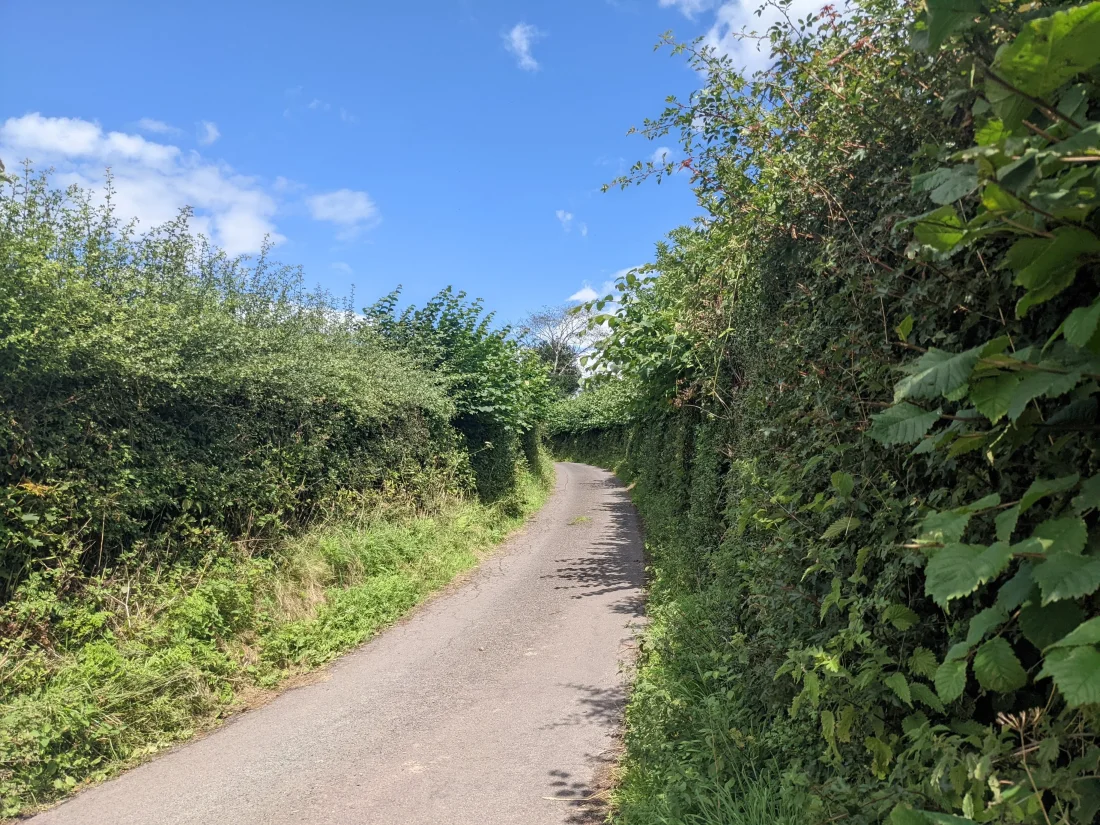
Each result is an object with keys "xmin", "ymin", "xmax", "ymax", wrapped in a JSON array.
[{"xmin": 542, "ymin": 472, "xmax": 645, "ymax": 618}]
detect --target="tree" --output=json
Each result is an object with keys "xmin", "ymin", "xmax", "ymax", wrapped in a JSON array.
[{"xmin": 519, "ymin": 303, "xmax": 601, "ymax": 398}]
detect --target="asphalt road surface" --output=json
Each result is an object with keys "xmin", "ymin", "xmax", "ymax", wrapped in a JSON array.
[{"xmin": 29, "ymin": 463, "xmax": 646, "ymax": 825}]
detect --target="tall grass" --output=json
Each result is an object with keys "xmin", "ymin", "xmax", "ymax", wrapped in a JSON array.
[{"xmin": 0, "ymin": 452, "xmax": 553, "ymax": 817}]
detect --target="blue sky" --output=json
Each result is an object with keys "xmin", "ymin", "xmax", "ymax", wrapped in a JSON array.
[{"xmin": 0, "ymin": 0, "xmax": 801, "ymax": 323}]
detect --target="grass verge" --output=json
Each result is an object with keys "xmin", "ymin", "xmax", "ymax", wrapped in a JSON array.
[{"xmin": 0, "ymin": 454, "xmax": 553, "ymax": 818}]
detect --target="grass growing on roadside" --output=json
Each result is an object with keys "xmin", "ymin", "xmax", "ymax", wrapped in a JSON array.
[{"xmin": 0, "ymin": 454, "xmax": 553, "ymax": 818}]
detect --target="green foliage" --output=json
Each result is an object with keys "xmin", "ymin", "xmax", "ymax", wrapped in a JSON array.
[
  {"xmin": 0, "ymin": 168, "xmax": 557, "ymax": 815},
  {"xmin": 569, "ymin": 2, "xmax": 1100, "ymax": 822},
  {"xmin": 0, "ymin": 459, "xmax": 551, "ymax": 817},
  {"xmin": 365, "ymin": 287, "xmax": 551, "ymax": 500}
]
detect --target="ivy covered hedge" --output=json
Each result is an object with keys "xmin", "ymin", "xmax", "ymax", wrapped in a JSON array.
[{"xmin": 555, "ymin": 2, "xmax": 1100, "ymax": 822}]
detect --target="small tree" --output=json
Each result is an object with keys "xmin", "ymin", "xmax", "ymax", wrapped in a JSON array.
[{"xmin": 520, "ymin": 303, "xmax": 601, "ymax": 398}]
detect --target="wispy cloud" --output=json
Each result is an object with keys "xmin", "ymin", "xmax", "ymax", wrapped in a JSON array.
[
  {"xmin": 661, "ymin": 0, "xmax": 844, "ymax": 75},
  {"xmin": 307, "ymin": 189, "xmax": 380, "ymax": 240},
  {"xmin": 331, "ymin": 261, "xmax": 353, "ymax": 274},
  {"xmin": 580, "ymin": 223, "xmax": 588, "ymax": 237},
  {"xmin": 555, "ymin": 209, "xmax": 574, "ymax": 232},
  {"xmin": 504, "ymin": 22, "xmax": 543, "ymax": 71},
  {"xmin": 197, "ymin": 120, "xmax": 220, "ymax": 145},
  {"xmin": 308, "ymin": 99, "xmax": 331, "ymax": 112},
  {"xmin": 651, "ymin": 146, "xmax": 673, "ymax": 164},
  {"xmin": 658, "ymin": 0, "xmax": 716, "ymax": 18},
  {"xmin": 0, "ymin": 113, "xmax": 281, "ymax": 256},
  {"xmin": 568, "ymin": 266, "xmax": 641, "ymax": 303},
  {"xmin": 137, "ymin": 117, "xmax": 180, "ymax": 135}
]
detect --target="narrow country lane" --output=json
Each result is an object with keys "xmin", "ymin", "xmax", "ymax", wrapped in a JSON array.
[{"xmin": 28, "ymin": 463, "xmax": 645, "ymax": 825}]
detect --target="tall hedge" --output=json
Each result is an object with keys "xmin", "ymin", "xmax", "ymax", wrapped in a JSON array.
[
  {"xmin": 556, "ymin": 2, "xmax": 1100, "ymax": 823},
  {"xmin": 0, "ymin": 172, "xmax": 464, "ymax": 601}
]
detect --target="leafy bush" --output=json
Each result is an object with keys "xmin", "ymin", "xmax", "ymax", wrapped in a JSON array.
[
  {"xmin": 0, "ymin": 168, "xmax": 556, "ymax": 815},
  {"xmin": 566, "ymin": 2, "xmax": 1100, "ymax": 823},
  {"xmin": 0, "ymin": 171, "xmax": 461, "ymax": 600},
  {"xmin": 366, "ymin": 287, "xmax": 551, "ymax": 500}
]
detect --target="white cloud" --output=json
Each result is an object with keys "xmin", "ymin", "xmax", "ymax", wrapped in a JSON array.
[
  {"xmin": 505, "ymin": 23, "xmax": 543, "ymax": 71},
  {"xmin": 308, "ymin": 99, "xmax": 331, "ymax": 112},
  {"xmin": 137, "ymin": 117, "xmax": 180, "ymax": 135},
  {"xmin": 331, "ymin": 261, "xmax": 353, "ymax": 274},
  {"xmin": 658, "ymin": 0, "xmax": 716, "ymax": 17},
  {"xmin": 580, "ymin": 223, "xmax": 588, "ymax": 237},
  {"xmin": 555, "ymin": 209, "xmax": 574, "ymax": 232},
  {"xmin": 569, "ymin": 285, "xmax": 600, "ymax": 302},
  {"xmin": 651, "ymin": 146, "xmax": 673, "ymax": 164},
  {"xmin": 307, "ymin": 188, "xmax": 379, "ymax": 239},
  {"xmin": 0, "ymin": 113, "xmax": 283, "ymax": 256},
  {"xmin": 197, "ymin": 120, "xmax": 220, "ymax": 145},
  {"xmin": 569, "ymin": 266, "xmax": 643, "ymax": 303},
  {"xmin": 689, "ymin": 0, "xmax": 845, "ymax": 75}
]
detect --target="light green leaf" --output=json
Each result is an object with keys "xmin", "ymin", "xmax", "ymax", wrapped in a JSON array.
[
  {"xmin": 993, "ymin": 3, "xmax": 1100, "ymax": 100},
  {"xmin": 924, "ymin": 542, "xmax": 1014, "ymax": 607},
  {"xmin": 995, "ymin": 505, "xmax": 1020, "ymax": 543},
  {"xmin": 1033, "ymin": 517, "xmax": 1088, "ymax": 555},
  {"xmin": 884, "ymin": 672, "xmax": 912, "ymax": 706},
  {"xmin": 895, "ymin": 347, "xmax": 981, "ymax": 402},
  {"xmin": 867, "ymin": 403, "xmax": 942, "ymax": 445},
  {"xmin": 912, "ymin": 164, "xmax": 979, "ymax": 205},
  {"xmin": 973, "ymin": 637, "xmax": 1027, "ymax": 692},
  {"xmin": 995, "ymin": 563, "xmax": 1035, "ymax": 611},
  {"xmin": 831, "ymin": 471, "xmax": 854, "ymax": 497},
  {"xmin": 966, "ymin": 605, "xmax": 1008, "ymax": 646},
  {"xmin": 864, "ymin": 736, "xmax": 893, "ymax": 779},
  {"xmin": 910, "ymin": 681, "xmax": 946, "ymax": 714},
  {"xmin": 971, "ymin": 373, "xmax": 1019, "ymax": 423},
  {"xmin": 822, "ymin": 516, "xmax": 861, "ymax": 541},
  {"xmin": 1049, "ymin": 616, "xmax": 1100, "ymax": 649},
  {"xmin": 935, "ymin": 658, "xmax": 968, "ymax": 702},
  {"xmin": 1033, "ymin": 552, "xmax": 1100, "ymax": 604},
  {"xmin": 883, "ymin": 603, "xmax": 920, "ymax": 631},
  {"xmin": 1006, "ymin": 366, "xmax": 1083, "ymax": 421},
  {"xmin": 1073, "ymin": 474, "xmax": 1100, "ymax": 515},
  {"xmin": 918, "ymin": 509, "xmax": 970, "ymax": 544},
  {"xmin": 922, "ymin": 0, "xmax": 979, "ymax": 49},
  {"xmin": 908, "ymin": 647, "xmax": 939, "ymax": 679},
  {"xmin": 1020, "ymin": 474, "xmax": 1079, "ymax": 513},
  {"xmin": 896, "ymin": 314, "xmax": 914, "ymax": 341},
  {"xmin": 1065, "ymin": 299, "xmax": 1100, "ymax": 349},
  {"xmin": 1011, "ymin": 228, "xmax": 1100, "ymax": 317},
  {"xmin": 911, "ymin": 205, "xmax": 966, "ymax": 253},
  {"xmin": 1043, "ymin": 645, "xmax": 1100, "ymax": 706},
  {"xmin": 1021, "ymin": 602, "xmax": 1086, "ymax": 649}
]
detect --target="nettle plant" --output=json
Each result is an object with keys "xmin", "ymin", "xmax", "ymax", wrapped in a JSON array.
[{"xmin": 865, "ymin": 3, "xmax": 1100, "ymax": 821}]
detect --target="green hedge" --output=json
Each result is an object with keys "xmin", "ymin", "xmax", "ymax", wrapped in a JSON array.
[{"xmin": 564, "ymin": 3, "xmax": 1100, "ymax": 823}]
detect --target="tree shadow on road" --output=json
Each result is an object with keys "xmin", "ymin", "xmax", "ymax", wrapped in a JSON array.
[{"xmin": 542, "ymin": 472, "xmax": 646, "ymax": 618}]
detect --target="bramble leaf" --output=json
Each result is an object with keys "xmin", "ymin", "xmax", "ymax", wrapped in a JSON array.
[
  {"xmin": 1042, "ymin": 646, "xmax": 1100, "ymax": 707},
  {"xmin": 1049, "ymin": 616, "xmax": 1100, "ymax": 649},
  {"xmin": 924, "ymin": 542, "xmax": 1013, "ymax": 607},
  {"xmin": 1033, "ymin": 552, "xmax": 1100, "ymax": 604},
  {"xmin": 973, "ymin": 637, "xmax": 1027, "ymax": 692},
  {"xmin": 908, "ymin": 647, "xmax": 939, "ymax": 679},
  {"xmin": 1020, "ymin": 474, "xmax": 1079, "ymax": 513},
  {"xmin": 867, "ymin": 403, "xmax": 941, "ymax": 445},
  {"xmin": 885, "ymin": 672, "xmax": 912, "ymax": 706},
  {"xmin": 935, "ymin": 658, "xmax": 968, "ymax": 702},
  {"xmin": 894, "ymin": 347, "xmax": 981, "ymax": 402},
  {"xmin": 822, "ymin": 516, "xmax": 861, "ymax": 540},
  {"xmin": 883, "ymin": 604, "xmax": 920, "ymax": 631}
]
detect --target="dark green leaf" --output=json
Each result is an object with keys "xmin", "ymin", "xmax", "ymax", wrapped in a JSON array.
[
  {"xmin": 1043, "ymin": 645, "xmax": 1100, "ymax": 706},
  {"xmin": 973, "ymin": 637, "xmax": 1027, "ymax": 692},
  {"xmin": 895, "ymin": 347, "xmax": 981, "ymax": 402},
  {"xmin": 867, "ymin": 403, "xmax": 942, "ymax": 445},
  {"xmin": 1019, "ymin": 601, "xmax": 1084, "ymax": 649},
  {"xmin": 924, "ymin": 542, "xmax": 1014, "ymax": 607},
  {"xmin": 1033, "ymin": 552, "xmax": 1100, "ymax": 604},
  {"xmin": 935, "ymin": 658, "xmax": 968, "ymax": 703}
]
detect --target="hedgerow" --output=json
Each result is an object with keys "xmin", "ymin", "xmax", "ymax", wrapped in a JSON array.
[
  {"xmin": 559, "ymin": 2, "xmax": 1100, "ymax": 822},
  {"xmin": 0, "ymin": 168, "xmax": 554, "ymax": 815}
]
